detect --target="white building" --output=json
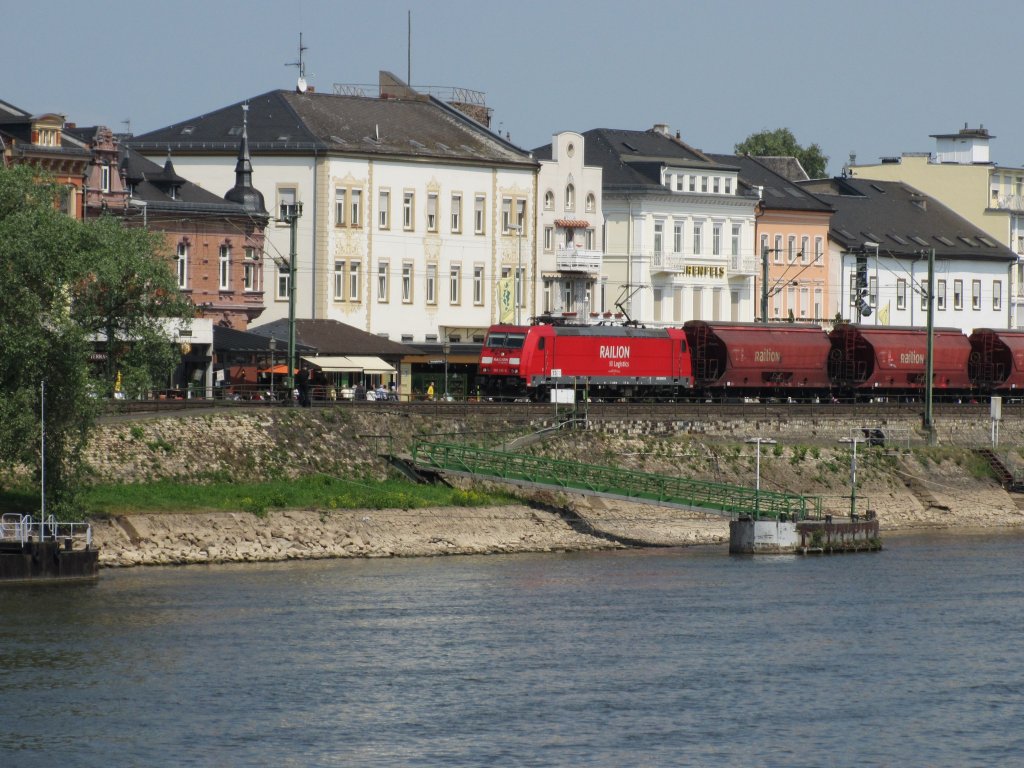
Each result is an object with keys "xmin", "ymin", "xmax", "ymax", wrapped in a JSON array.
[
  {"xmin": 532, "ymin": 132, "xmax": 605, "ymax": 321},
  {"xmin": 549, "ymin": 125, "xmax": 760, "ymax": 325},
  {"xmin": 129, "ymin": 73, "xmax": 537, "ymax": 344},
  {"xmin": 799, "ymin": 177, "xmax": 1016, "ymax": 332}
]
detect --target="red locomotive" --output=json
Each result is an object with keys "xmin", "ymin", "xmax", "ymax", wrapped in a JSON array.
[
  {"xmin": 478, "ymin": 323, "xmax": 691, "ymax": 400},
  {"xmin": 478, "ymin": 320, "xmax": 1020, "ymax": 402}
]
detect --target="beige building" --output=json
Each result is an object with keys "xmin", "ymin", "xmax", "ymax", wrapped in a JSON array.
[{"xmin": 848, "ymin": 125, "xmax": 1024, "ymax": 327}]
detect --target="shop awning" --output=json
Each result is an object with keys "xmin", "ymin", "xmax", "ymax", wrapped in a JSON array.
[
  {"xmin": 302, "ymin": 355, "xmax": 360, "ymax": 372},
  {"xmin": 301, "ymin": 355, "xmax": 396, "ymax": 374},
  {"xmin": 343, "ymin": 355, "xmax": 396, "ymax": 374}
]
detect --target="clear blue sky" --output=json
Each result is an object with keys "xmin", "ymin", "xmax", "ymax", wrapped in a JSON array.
[{"xmin": 6, "ymin": 0, "xmax": 1023, "ymax": 175}]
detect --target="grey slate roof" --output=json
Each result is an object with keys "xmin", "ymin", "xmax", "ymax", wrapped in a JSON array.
[
  {"xmin": 746, "ymin": 155, "xmax": 809, "ymax": 182},
  {"xmin": 706, "ymin": 154, "xmax": 832, "ymax": 214},
  {"xmin": 798, "ymin": 177, "xmax": 1016, "ymax": 262},
  {"xmin": 128, "ymin": 90, "xmax": 534, "ymax": 167},
  {"xmin": 213, "ymin": 325, "xmax": 315, "ymax": 354},
  {"xmin": 535, "ymin": 128, "xmax": 756, "ymax": 196},
  {"xmin": 248, "ymin": 319, "xmax": 419, "ymax": 357},
  {"xmin": 119, "ymin": 147, "xmax": 259, "ymax": 216},
  {"xmin": 0, "ymin": 98, "xmax": 90, "ymax": 157}
]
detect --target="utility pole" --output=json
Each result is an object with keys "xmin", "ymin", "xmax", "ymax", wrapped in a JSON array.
[
  {"xmin": 924, "ymin": 248, "xmax": 935, "ymax": 443},
  {"xmin": 285, "ymin": 203, "xmax": 303, "ymax": 402}
]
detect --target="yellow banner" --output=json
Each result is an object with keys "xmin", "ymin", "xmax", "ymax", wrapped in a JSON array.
[
  {"xmin": 497, "ymin": 276, "xmax": 515, "ymax": 324},
  {"xmin": 878, "ymin": 302, "xmax": 890, "ymax": 326}
]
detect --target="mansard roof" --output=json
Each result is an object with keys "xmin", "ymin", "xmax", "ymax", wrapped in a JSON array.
[
  {"xmin": 536, "ymin": 128, "xmax": 755, "ymax": 195},
  {"xmin": 129, "ymin": 89, "xmax": 534, "ymax": 167},
  {"xmin": 706, "ymin": 153, "xmax": 832, "ymax": 214},
  {"xmin": 798, "ymin": 177, "xmax": 1016, "ymax": 262}
]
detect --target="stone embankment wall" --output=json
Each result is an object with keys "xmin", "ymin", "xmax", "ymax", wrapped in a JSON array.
[{"xmin": 81, "ymin": 407, "xmax": 1024, "ymax": 567}]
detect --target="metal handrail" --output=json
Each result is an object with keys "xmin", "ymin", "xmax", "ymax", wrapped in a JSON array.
[
  {"xmin": 411, "ymin": 441, "xmax": 821, "ymax": 520},
  {"xmin": 0, "ymin": 513, "xmax": 93, "ymax": 548}
]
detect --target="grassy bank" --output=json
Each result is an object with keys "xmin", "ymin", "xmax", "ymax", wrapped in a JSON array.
[{"xmin": 0, "ymin": 476, "xmax": 518, "ymax": 519}]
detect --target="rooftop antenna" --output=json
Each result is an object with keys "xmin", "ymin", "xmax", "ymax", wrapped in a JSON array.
[
  {"xmin": 407, "ymin": 10, "xmax": 412, "ymax": 85},
  {"xmin": 287, "ymin": 32, "xmax": 309, "ymax": 93},
  {"xmin": 121, "ymin": 118, "xmax": 131, "ymax": 135}
]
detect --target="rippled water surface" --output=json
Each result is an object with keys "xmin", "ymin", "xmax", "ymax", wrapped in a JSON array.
[{"xmin": 2, "ymin": 531, "xmax": 1023, "ymax": 767}]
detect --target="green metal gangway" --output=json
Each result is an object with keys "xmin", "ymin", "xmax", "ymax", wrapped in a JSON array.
[{"xmin": 410, "ymin": 441, "xmax": 822, "ymax": 520}]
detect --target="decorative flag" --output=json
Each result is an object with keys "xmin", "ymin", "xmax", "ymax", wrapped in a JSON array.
[
  {"xmin": 878, "ymin": 302, "xmax": 890, "ymax": 326},
  {"xmin": 498, "ymin": 277, "xmax": 515, "ymax": 323}
]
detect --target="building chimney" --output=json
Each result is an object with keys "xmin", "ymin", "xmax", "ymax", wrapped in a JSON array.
[{"xmin": 652, "ymin": 123, "xmax": 671, "ymax": 136}]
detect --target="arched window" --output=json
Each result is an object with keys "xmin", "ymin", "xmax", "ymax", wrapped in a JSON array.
[
  {"xmin": 565, "ymin": 183, "xmax": 575, "ymax": 211},
  {"xmin": 585, "ymin": 193, "xmax": 596, "ymax": 213},
  {"xmin": 544, "ymin": 190, "xmax": 554, "ymax": 210}
]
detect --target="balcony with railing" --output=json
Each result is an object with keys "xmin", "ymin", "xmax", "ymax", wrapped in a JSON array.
[
  {"xmin": 555, "ymin": 246, "xmax": 602, "ymax": 273},
  {"xmin": 729, "ymin": 254, "xmax": 758, "ymax": 274},
  {"xmin": 994, "ymin": 194, "xmax": 1024, "ymax": 212},
  {"xmin": 650, "ymin": 251, "xmax": 686, "ymax": 272}
]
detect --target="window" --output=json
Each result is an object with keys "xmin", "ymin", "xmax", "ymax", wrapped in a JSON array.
[
  {"xmin": 760, "ymin": 233, "xmax": 769, "ymax": 257},
  {"xmin": 350, "ymin": 189, "xmax": 361, "ymax": 227},
  {"xmin": 243, "ymin": 248, "xmax": 257, "ymax": 292},
  {"xmin": 774, "ymin": 235, "xmax": 783, "ymax": 263},
  {"xmin": 176, "ymin": 243, "xmax": 188, "ymax": 289},
  {"xmin": 100, "ymin": 164, "xmax": 111, "ymax": 193},
  {"xmin": 334, "ymin": 260, "xmax": 345, "ymax": 300},
  {"xmin": 450, "ymin": 264, "xmax": 461, "ymax": 304},
  {"xmin": 814, "ymin": 237, "xmax": 823, "ymax": 262},
  {"xmin": 713, "ymin": 177, "xmax": 720, "ymax": 194},
  {"xmin": 787, "ymin": 235, "xmax": 796, "ymax": 262},
  {"xmin": 516, "ymin": 199, "xmax": 526, "ymax": 231},
  {"xmin": 474, "ymin": 195, "xmax": 486, "ymax": 234},
  {"xmin": 218, "ymin": 245, "xmax": 230, "ymax": 290},
  {"xmin": 349, "ymin": 262, "xmax": 360, "ymax": 301},
  {"xmin": 724, "ymin": 178, "xmax": 732, "ymax": 194},
  {"xmin": 474, "ymin": 265, "xmax": 484, "ymax": 305},
  {"xmin": 921, "ymin": 281, "xmax": 928, "ymax": 311},
  {"xmin": 426, "ymin": 264, "xmax": 437, "ymax": 304},
  {"xmin": 731, "ymin": 224, "xmax": 740, "ymax": 257},
  {"xmin": 377, "ymin": 261, "xmax": 389, "ymax": 302},
  {"xmin": 501, "ymin": 197, "xmax": 513, "ymax": 233},
  {"xmin": 277, "ymin": 265, "xmax": 289, "ymax": 300},
  {"xmin": 544, "ymin": 227, "xmax": 553, "ymax": 251},
  {"xmin": 675, "ymin": 176, "xmax": 684, "ymax": 191},
  {"xmin": 937, "ymin": 279, "xmax": 947, "ymax": 310},
  {"xmin": 869, "ymin": 276, "xmax": 878, "ymax": 307},
  {"xmin": 994, "ymin": 280, "xmax": 1003, "ymax": 311},
  {"xmin": 801, "ymin": 236, "xmax": 809, "ymax": 264},
  {"xmin": 544, "ymin": 190, "xmax": 554, "ymax": 210},
  {"xmin": 693, "ymin": 222, "xmax": 703, "ymax": 255},
  {"xmin": 713, "ymin": 224, "xmax": 722, "ymax": 256},
  {"xmin": 403, "ymin": 191, "xmax": 414, "ymax": 230},
  {"xmin": 953, "ymin": 279, "xmax": 963, "ymax": 310},
  {"xmin": 585, "ymin": 229, "xmax": 595, "ymax": 250},
  {"xmin": 542, "ymin": 278, "xmax": 553, "ymax": 312},
  {"xmin": 451, "ymin": 193, "xmax": 462, "ymax": 232},
  {"xmin": 800, "ymin": 287, "xmax": 809, "ymax": 318},
  {"xmin": 972, "ymin": 279, "xmax": 981, "ymax": 310},
  {"xmin": 402, "ymin": 263, "xmax": 413, "ymax": 303},
  {"xmin": 674, "ymin": 222, "xmax": 683, "ymax": 253},
  {"xmin": 335, "ymin": 188, "xmax": 346, "ymax": 226},
  {"xmin": 278, "ymin": 187, "xmax": 297, "ymax": 221},
  {"xmin": 688, "ymin": 175, "xmax": 696, "ymax": 192},
  {"xmin": 586, "ymin": 193, "xmax": 595, "ymax": 212},
  {"xmin": 379, "ymin": 189, "xmax": 390, "ymax": 229},
  {"xmin": 427, "ymin": 192, "xmax": 438, "ymax": 232},
  {"xmin": 701, "ymin": 176, "xmax": 708, "ymax": 193},
  {"xmin": 654, "ymin": 221, "xmax": 664, "ymax": 255},
  {"xmin": 897, "ymin": 279, "xmax": 907, "ymax": 310},
  {"xmin": 515, "ymin": 267, "xmax": 525, "ymax": 309},
  {"xmin": 565, "ymin": 184, "xmax": 575, "ymax": 211}
]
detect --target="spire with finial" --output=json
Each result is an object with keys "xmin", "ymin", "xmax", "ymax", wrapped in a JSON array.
[{"xmin": 224, "ymin": 103, "xmax": 266, "ymax": 215}]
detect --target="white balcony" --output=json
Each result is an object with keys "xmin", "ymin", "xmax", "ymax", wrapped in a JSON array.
[
  {"xmin": 555, "ymin": 247, "xmax": 602, "ymax": 273},
  {"xmin": 995, "ymin": 194, "xmax": 1024, "ymax": 212},
  {"xmin": 650, "ymin": 251, "xmax": 686, "ymax": 272},
  {"xmin": 729, "ymin": 254, "xmax": 758, "ymax": 274}
]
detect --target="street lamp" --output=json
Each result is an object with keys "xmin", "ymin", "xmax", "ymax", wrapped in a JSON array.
[
  {"xmin": 443, "ymin": 340, "xmax": 451, "ymax": 401},
  {"xmin": 283, "ymin": 202, "xmax": 303, "ymax": 404},
  {"xmin": 745, "ymin": 437, "xmax": 777, "ymax": 518},
  {"xmin": 512, "ymin": 224, "xmax": 524, "ymax": 325},
  {"xmin": 269, "ymin": 337, "xmax": 277, "ymax": 400},
  {"xmin": 838, "ymin": 434, "xmax": 865, "ymax": 520}
]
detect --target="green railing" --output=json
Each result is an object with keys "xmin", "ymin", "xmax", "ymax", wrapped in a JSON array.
[{"xmin": 411, "ymin": 442, "xmax": 821, "ymax": 521}]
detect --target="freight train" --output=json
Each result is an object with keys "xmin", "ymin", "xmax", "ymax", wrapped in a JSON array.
[{"xmin": 477, "ymin": 321, "xmax": 1024, "ymax": 402}]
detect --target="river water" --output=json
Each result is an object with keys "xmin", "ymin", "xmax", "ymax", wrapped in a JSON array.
[{"xmin": 1, "ymin": 531, "xmax": 1022, "ymax": 767}]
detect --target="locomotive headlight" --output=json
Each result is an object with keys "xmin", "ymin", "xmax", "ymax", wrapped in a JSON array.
[
  {"xmin": 510, "ymin": 358, "xmax": 520, "ymax": 365},
  {"xmin": 481, "ymin": 356, "xmax": 493, "ymax": 364}
]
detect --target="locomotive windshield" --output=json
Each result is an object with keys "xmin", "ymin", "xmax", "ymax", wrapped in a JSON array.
[{"xmin": 485, "ymin": 332, "xmax": 526, "ymax": 349}]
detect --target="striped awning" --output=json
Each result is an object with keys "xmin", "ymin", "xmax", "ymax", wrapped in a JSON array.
[
  {"xmin": 554, "ymin": 219, "xmax": 590, "ymax": 229},
  {"xmin": 301, "ymin": 355, "xmax": 396, "ymax": 374}
]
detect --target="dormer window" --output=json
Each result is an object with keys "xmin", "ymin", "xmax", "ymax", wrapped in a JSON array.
[{"xmin": 100, "ymin": 164, "xmax": 111, "ymax": 193}]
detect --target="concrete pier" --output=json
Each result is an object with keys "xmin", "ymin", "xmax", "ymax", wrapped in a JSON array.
[
  {"xmin": 0, "ymin": 539, "xmax": 99, "ymax": 582},
  {"xmin": 730, "ymin": 514, "xmax": 881, "ymax": 555}
]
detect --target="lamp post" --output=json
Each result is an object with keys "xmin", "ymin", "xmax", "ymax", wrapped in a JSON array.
[
  {"xmin": 269, "ymin": 337, "xmax": 277, "ymax": 400},
  {"xmin": 510, "ymin": 224, "xmax": 524, "ymax": 325},
  {"xmin": 745, "ymin": 437, "xmax": 777, "ymax": 517},
  {"xmin": 443, "ymin": 340, "xmax": 451, "ymax": 401},
  {"xmin": 283, "ymin": 202, "xmax": 303, "ymax": 404},
  {"xmin": 838, "ymin": 434, "xmax": 865, "ymax": 520}
]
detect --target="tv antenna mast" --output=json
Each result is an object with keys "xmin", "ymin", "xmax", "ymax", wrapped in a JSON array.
[{"xmin": 286, "ymin": 33, "xmax": 309, "ymax": 92}]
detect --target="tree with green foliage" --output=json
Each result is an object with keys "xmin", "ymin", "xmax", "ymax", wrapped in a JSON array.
[
  {"xmin": 735, "ymin": 128, "xmax": 829, "ymax": 179},
  {"xmin": 0, "ymin": 164, "xmax": 192, "ymax": 515}
]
